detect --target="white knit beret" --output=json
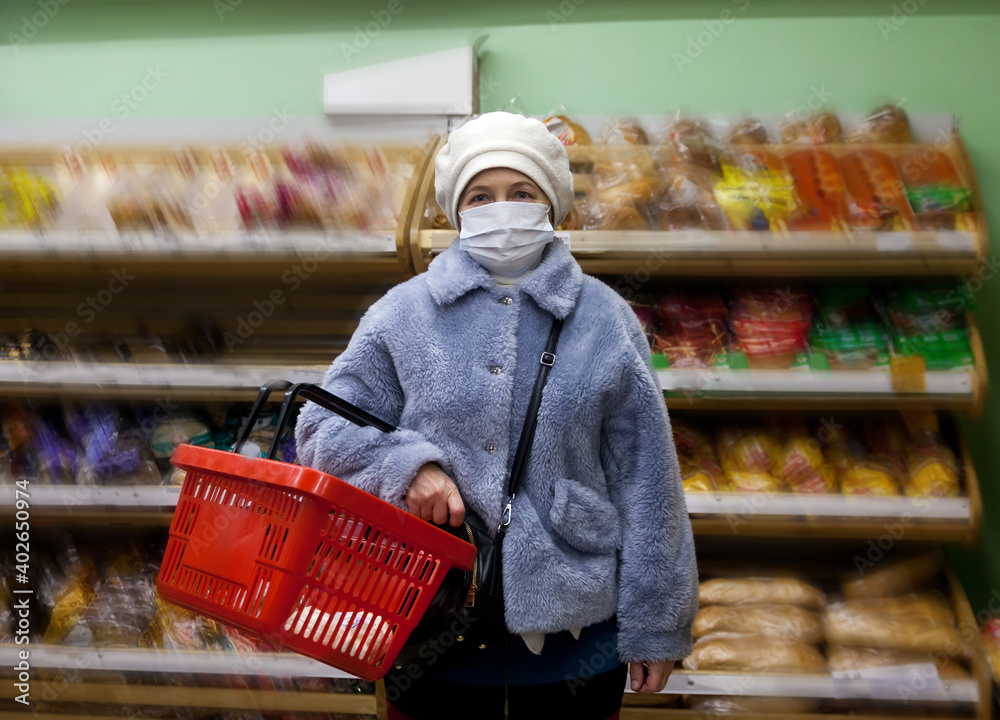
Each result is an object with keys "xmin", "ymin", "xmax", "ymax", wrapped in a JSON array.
[{"xmin": 434, "ymin": 112, "xmax": 574, "ymax": 229}]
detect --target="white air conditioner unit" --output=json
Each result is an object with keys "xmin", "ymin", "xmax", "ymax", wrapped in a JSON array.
[{"xmin": 323, "ymin": 43, "xmax": 483, "ymax": 116}]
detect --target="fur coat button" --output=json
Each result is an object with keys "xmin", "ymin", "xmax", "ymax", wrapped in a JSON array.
[
  {"xmin": 499, "ymin": 296, "xmax": 513, "ymax": 305},
  {"xmin": 489, "ymin": 365, "xmax": 502, "ymax": 374},
  {"xmin": 485, "ymin": 443, "xmax": 499, "ymax": 454}
]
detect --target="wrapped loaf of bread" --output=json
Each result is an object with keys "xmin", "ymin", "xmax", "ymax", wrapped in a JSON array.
[
  {"xmin": 824, "ymin": 597, "xmax": 967, "ymax": 657},
  {"xmin": 827, "ymin": 594, "xmax": 955, "ymax": 626},
  {"xmin": 842, "ymin": 553, "xmax": 942, "ymax": 599},
  {"xmin": 698, "ymin": 577, "xmax": 826, "ymax": 610},
  {"xmin": 683, "ymin": 634, "xmax": 827, "ymax": 673},
  {"xmin": 693, "ymin": 604, "xmax": 823, "ymax": 644},
  {"xmin": 827, "ymin": 646, "xmax": 969, "ymax": 680}
]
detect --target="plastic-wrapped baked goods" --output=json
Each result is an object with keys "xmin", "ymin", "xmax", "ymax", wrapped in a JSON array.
[
  {"xmin": 824, "ymin": 598, "xmax": 967, "ymax": 657},
  {"xmin": 698, "ymin": 577, "xmax": 826, "ymax": 610},
  {"xmin": 828, "ymin": 594, "xmax": 955, "ymax": 625},
  {"xmin": 683, "ymin": 634, "xmax": 827, "ymax": 672},
  {"xmin": 827, "ymin": 646, "xmax": 969, "ymax": 680},
  {"xmin": 841, "ymin": 553, "xmax": 943, "ymax": 599},
  {"xmin": 602, "ymin": 117, "xmax": 649, "ymax": 146},
  {"xmin": 847, "ymin": 104, "xmax": 913, "ymax": 144},
  {"xmin": 692, "ymin": 604, "xmax": 823, "ymax": 644},
  {"xmin": 781, "ymin": 112, "xmax": 844, "ymax": 145},
  {"xmin": 668, "ymin": 117, "xmax": 722, "ymax": 171},
  {"xmin": 543, "ymin": 115, "xmax": 592, "ymax": 146},
  {"xmin": 727, "ymin": 118, "xmax": 768, "ymax": 146}
]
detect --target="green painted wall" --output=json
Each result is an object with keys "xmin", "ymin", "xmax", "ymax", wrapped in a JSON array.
[{"xmin": 3, "ymin": 0, "xmax": 999, "ymax": 608}]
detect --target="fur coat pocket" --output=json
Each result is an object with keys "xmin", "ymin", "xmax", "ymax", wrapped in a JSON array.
[{"xmin": 549, "ymin": 477, "xmax": 622, "ymax": 555}]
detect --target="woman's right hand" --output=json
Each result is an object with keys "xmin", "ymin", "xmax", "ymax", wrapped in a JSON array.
[{"xmin": 405, "ymin": 462, "xmax": 466, "ymax": 527}]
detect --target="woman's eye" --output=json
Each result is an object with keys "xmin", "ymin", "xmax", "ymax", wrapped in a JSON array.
[
  {"xmin": 513, "ymin": 190, "xmax": 533, "ymax": 200},
  {"xmin": 470, "ymin": 194, "xmax": 489, "ymax": 203}
]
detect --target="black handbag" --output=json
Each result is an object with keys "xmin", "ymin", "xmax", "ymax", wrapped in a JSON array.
[{"xmin": 390, "ymin": 316, "xmax": 565, "ymax": 665}]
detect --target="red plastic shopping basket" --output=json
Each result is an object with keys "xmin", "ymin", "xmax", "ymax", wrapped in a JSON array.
[{"xmin": 156, "ymin": 380, "xmax": 477, "ymax": 681}]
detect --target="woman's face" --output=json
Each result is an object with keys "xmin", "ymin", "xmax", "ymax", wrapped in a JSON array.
[{"xmin": 457, "ymin": 167, "xmax": 552, "ymax": 222}]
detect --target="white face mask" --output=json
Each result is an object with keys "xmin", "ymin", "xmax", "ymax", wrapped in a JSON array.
[{"xmin": 458, "ymin": 201, "xmax": 554, "ymax": 278}]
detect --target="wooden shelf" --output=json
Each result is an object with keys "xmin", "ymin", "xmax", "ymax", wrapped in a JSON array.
[
  {"xmin": 0, "ymin": 644, "xmax": 353, "ymax": 679},
  {"xmin": 0, "ymin": 362, "xmax": 326, "ymax": 400},
  {"xmin": 418, "ymin": 228, "xmax": 985, "ymax": 277},
  {"xmin": 0, "ymin": 682, "xmax": 376, "ymax": 714}
]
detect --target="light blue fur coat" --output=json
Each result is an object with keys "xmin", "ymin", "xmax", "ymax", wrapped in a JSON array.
[{"xmin": 295, "ymin": 238, "xmax": 697, "ymax": 662}]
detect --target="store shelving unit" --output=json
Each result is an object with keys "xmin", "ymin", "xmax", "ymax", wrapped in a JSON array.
[{"xmin": 0, "ymin": 115, "xmax": 992, "ymax": 719}]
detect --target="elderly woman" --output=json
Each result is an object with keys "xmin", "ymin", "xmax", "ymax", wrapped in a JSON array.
[{"xmin": 295, "ymin": 112, "xmax": 697, "ymax": 720}]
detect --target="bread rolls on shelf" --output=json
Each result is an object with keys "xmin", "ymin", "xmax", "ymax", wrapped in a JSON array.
[
  {"xmin": 692, "ymin": 604, "xmax": 824, "ymax": 644},
  {"xmin": 698, "ymin": 577, "xmax": 826, "ymax": 610},
  {"xmin": 683, "ymin": 634, "xmax": 828, "ymax": 673},
  {"xmin": 827, "ymin": 646, "xmax": 969, "ymax": 680},
  {"xmin": 842, "ymin": 553, "xmax": 943, "ymax": 599},
  {"xmin": 824, "ymin": 600, "xmax": 968, "ymax": 657}
]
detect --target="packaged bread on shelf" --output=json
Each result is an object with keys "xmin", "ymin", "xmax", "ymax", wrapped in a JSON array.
[
  {"xmin": 780, "ymin": 112, "xmax": 845, "ymax": 145},
  {"xmin": 841, "ymin": 553, "xmax": 943, "ymax": 599},
  {"xmin": 699, "ymin": 577, "xmax": 826, "ymax": 610},
  {"xmin": 828, "ymin": 593, "xmax": 955, "ymax": 626},
  {"xmin": 653, "ymin": 162, "xmax": 729, "ymax": 231},
  {"xmin": 716, "ymin": 424, "xmax": 783, "ymax": 492},
  {"xmin": 726, "ymin": 118, "xmax": 769, "ymax": 146},
  {"xmin": 776, "ymin": 420, "xmax": 838, "ymax": 494},
  {"xmin": 601, "ymin": 117, "xmax": 649, "ymax": 146},
  {"xmin": 543, "ymin": 115, "xmax": 592, "ymax": 146},
  {"xmin": 693, "ymin": 604, "xmax": 824, "ymax": 644},
  {"xmin": 824, "ymin": 598, "xmax": 968, "ymax": 657},
  {"xmin": 683, "ymin": 634, "xmax": 827, "ymax": 673},
  {"xmin": 827, "ymin": 646, "xmax": 969, "ymax": 680},
  {"xmin": 782, "ymin": 148, "xmax": 850, "ymax": 231},
  {"xmin": 667, "ymin": 116, "xmax": 722, "ymax": 171},
  {"xmin": 847, "ymin": 104, "xmax": 913, "ymax": 144}
]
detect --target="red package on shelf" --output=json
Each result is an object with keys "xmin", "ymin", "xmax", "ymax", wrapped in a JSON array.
[
  {"xmin": 654, "ymin": 290, "xmax": 729, "ymax": 368},
  {"xmin": 730, "ymin": 287, "xmax": 813, "ymax": 369}
]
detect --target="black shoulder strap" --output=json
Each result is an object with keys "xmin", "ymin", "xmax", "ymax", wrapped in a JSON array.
[{"xmin": 498, "ymin": 317, "xmax": 564, "ymax": 530}]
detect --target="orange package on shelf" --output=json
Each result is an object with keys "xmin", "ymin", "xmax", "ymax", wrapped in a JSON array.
[
  {"xmin": 783, "ymin": 149, "xmax": 850, "ymax": 231},
  {"xmin": 729, "ymin": 287, "xmax": 813, "ymax": 369},
  {"xmin": 839, "ymin": 149, "xmax": 916, "ymax": 231}
]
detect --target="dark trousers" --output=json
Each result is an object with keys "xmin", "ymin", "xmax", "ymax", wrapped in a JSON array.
[{"xmin": 384, "ymin": 618, "xmax": 627, "ymax": 720}]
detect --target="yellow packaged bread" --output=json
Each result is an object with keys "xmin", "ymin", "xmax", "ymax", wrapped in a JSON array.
[
  {"xmin": 906, "ymin": 448, "xmax": 961, "ymax": 498},
  {"xmin": 723, "ymin": 470, "xmax": 781, "ymax": 493},
  {"xmin": 682, "ymin": 469, "xmax": 716, "ymax": 493},
  {"xmin": 842, "ymin": 553, "xmax": 942, "ymax": 599},
  {"xmin": 827, "ymin": 646, "xmax": 969, "ymax": 680},
  {"xmin": 683, "ymin": 634, "xmax": 827, "ymax": 673},
  {"xmin": 824, "ymin": 602, "xmax": 967, "ymax": 657},
  {"xmin": 698, "ymin": 577, "xmax": 826, "ymax": 610},
  {"xmin": 692, "ymin": 604, "xmax": 823, "ymax": 644},
  {"xmin": 839, "ymin": 463, "xmax": 900, "ymax": 496}
]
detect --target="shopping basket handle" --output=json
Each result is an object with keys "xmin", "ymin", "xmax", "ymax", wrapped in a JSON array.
[
  {"xmin": 231, "ymin": 379, "xmax": 295, "ymax": 455},
  {"xmin": 267, "ymin": 382, "xmax": 398, "ymax": 460}
]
